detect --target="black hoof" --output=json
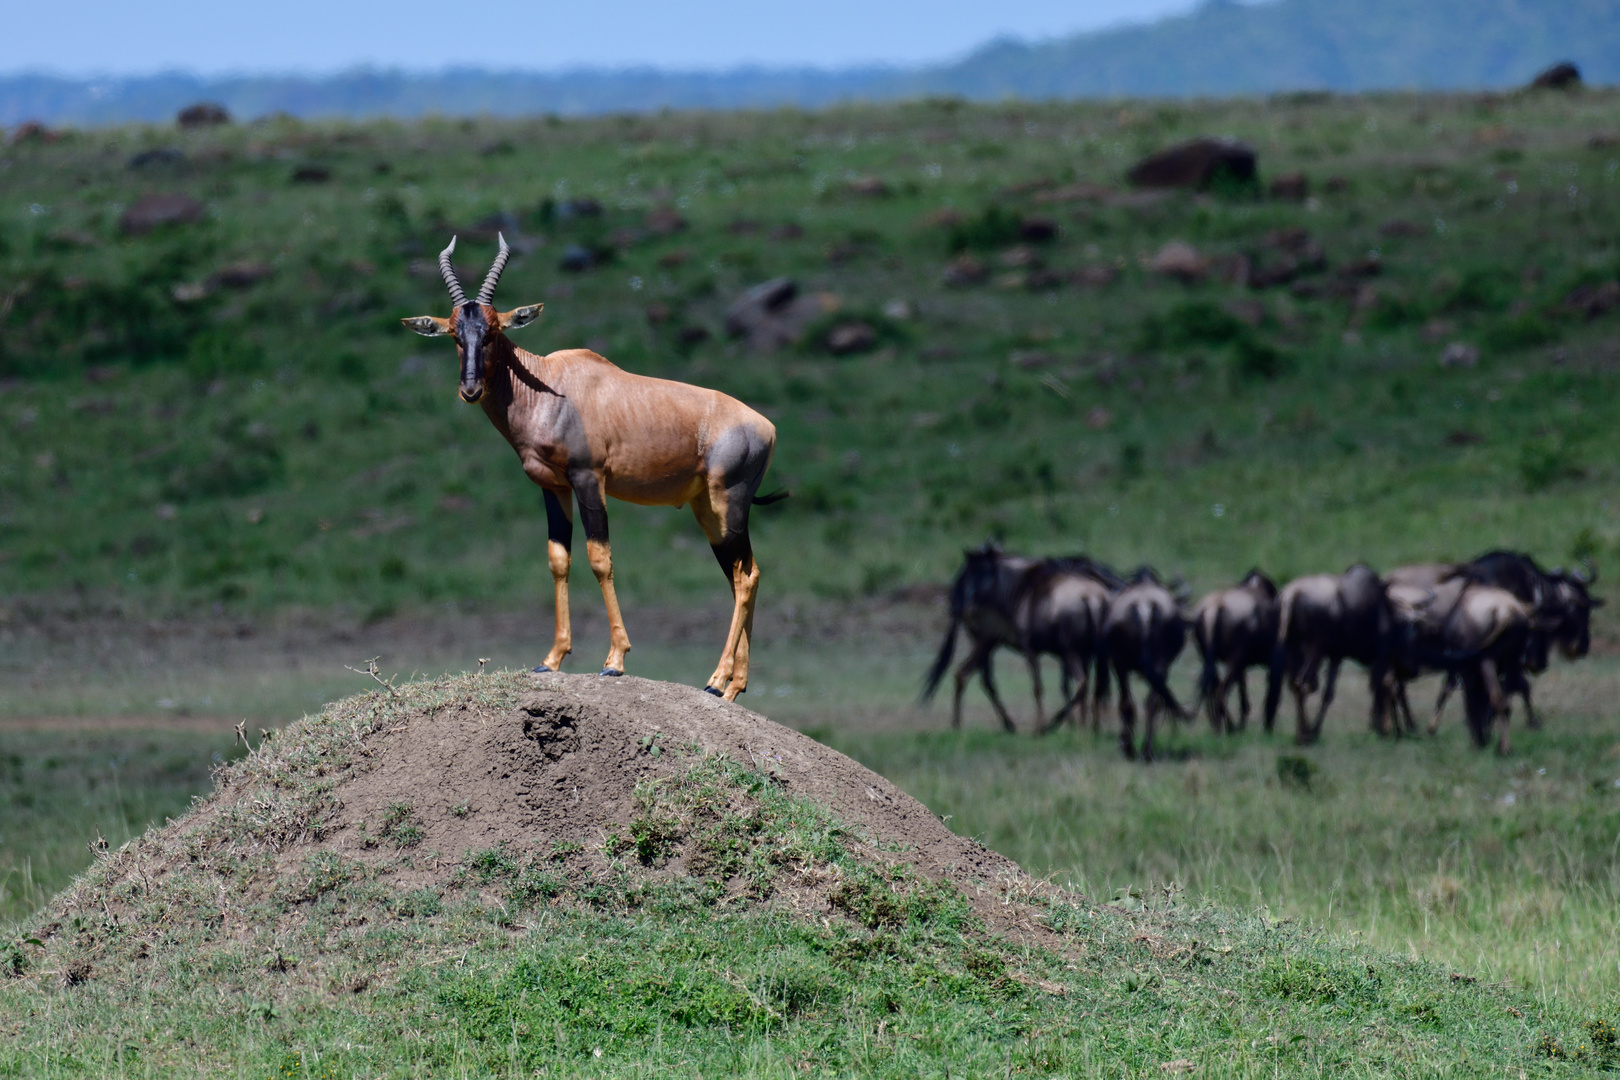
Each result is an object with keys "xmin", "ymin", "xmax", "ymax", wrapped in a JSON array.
[
  {"xmin": 531, "ymin": 664, "xmax": 553, "ymax": 674},
  {"xmin": 703, "ymin": 686, "xmax": 723, "ymax": 697},
  {"xmin": 599, "ymin": 668, "xmax": 623, "ymax": 677}
]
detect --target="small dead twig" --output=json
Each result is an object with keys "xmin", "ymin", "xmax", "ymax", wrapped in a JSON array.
[
  {"xmin": 477, "ymin": 658, "xmax": 491, "ymax": 675},
  {"xmin": 234, "ymin": 720, "xmax": 247, "ymax": 749},
  {"xmin": 345, "ymin": 656, "xmax": 398, "ymax": 695},
  {"xmin": 258, "ymin": 728, "xmax": 274, "ymax": 747}
]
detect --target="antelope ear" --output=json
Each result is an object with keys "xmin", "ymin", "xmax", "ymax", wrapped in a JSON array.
[
  {"xmin": 498, "ymin": 303, "xmax": 544, "ymax": 331},
  {"xmin": 401, "ymin": 315, "xmax": 452, "ymax": 337}
]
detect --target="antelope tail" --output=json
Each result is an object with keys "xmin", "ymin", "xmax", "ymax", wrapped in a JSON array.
[{"xmin": 752, "ymin": 489, "xmax": 791, "ymax": 506}]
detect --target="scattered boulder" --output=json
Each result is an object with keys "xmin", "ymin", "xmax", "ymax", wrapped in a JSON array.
[
  {"xmin": 1031, "ymin": 182, "xmax": 1116, "ymax": 205},
  {"xmin": 119, "ymin": 193, "xmax": 205, "ymax": 235},
  {"xmin": 208, "ymin": 261, "xmax": 274, "ymax": 290},
  {"xmin": 1379, "ymin": 219, "xmax": 1424, "ymax": 239},
  {"xmin": 556, "ymin": 198, "xmax": 603, "ymax": 220},
  {"xmin": 1337, "ymin": 253, "xmax": 1382, "ymax": 280},
  {"xmin": 559, "ymin": 244, "xmax": 597, "ymax": 272},
  {"xmin": 1589, "ymin": 134, "xmax": 1620, "ymax": 151},
  {"xmin": 465, "ymin": 211, "xmax": 520, "ymax": 242},
  {"xmin": 676, "ymin": 326, "xmax": 710, "ymax": 347},
  {"xmin": 845, "ymin": 176, "xmax": 890, "ymax": 197},
  {"xmin": 128, "ymin": 147, "xmax": 185, "ymax": 169},
  {"xmin": 1268, "ymin": 172, "xmax": 1309, "ymax": 201},
  {"xmin": 941, "ymin": 254, "xmax": 989, "ymax": 287},
  {"xmin": 1018, "ymin": 216, "xmax": 1059, "ymax": 242},
  {"xmin": 997, "ymin": 245, "xmax": 1042, "ymax": 269},
  {"xmin": 1566, "ymin": 281, "xmax": 1620, "ymax": 319},
  {"xmin": 1324, "ymin": 176, "xmax": 1350, "ymax": 193},
  {"xmin": 1147, "ymin": 240, "xmax": 1209, "ymax": 283},
  {"xmin": 824, "ymin": 321, "xmax": 878, "ymax": 356},
  {"xmin": 1528, "ymin": 62, "xmax": 1581, "ymax": 91},
  {"xmin": 177, "ymin": 102, "xmax": 231, "ymax": 128},
  {"xmin": 768, "ymin": 222, "xmax": 804, "ymax": 241},
  {"xmin": 724, "ymin": 278, "xmax": 840, "ymax": 351},
  {"xmin": 881, "ymin": 298, "xmax": 913, "ymax": 320},
  {"xmin": 645, "ymin": 302, "xmax": 674, "ymax": 325},
  {"xmin": 7, "ymin": 121, "xmax": 57, "ymax": 145},
  {"xmin": 1440, "ymin": 342, "xmax": 1480, "ymax": 369},
  {"xmin": 1127, "ymin": 138, "xmax": 1257, "ymax": 191},
  {"xmin": 1071, "ymin": 264, "xmax": 1120, "ymax": 288},
  {"xmin": 291, "ymin": 164, "xmax": 331, "ymax": 183},
  {"xmin": 645, "ymin": 207, "xmax": 687, "ymax": 236}
]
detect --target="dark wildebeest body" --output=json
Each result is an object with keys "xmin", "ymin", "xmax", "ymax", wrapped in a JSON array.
[
  {"xmin": 1017, "ymin": 557, "xmax": 1123, "ymax": 732},
  {"xmin": 1388, "ymin": 581, "xmax": 1533, "ymax": 753},
  {"xmin": 1265, "ymin": 565, "xmax": 1393, "ymax": 744},
  {"xmin": 1192, "ymin": 570, "xmax": 1279, "ymax": 734},
  {"xmin": 1394, "ymin": 552, "xmax": 1600, "ymax": 731},
  {"xmin": 1104, "ymin": 568, "xmax": 1188, "ymax": 761},
  {"xmin": 921, "ymin": 547, "xmax": 1124, "ymax": 732}
]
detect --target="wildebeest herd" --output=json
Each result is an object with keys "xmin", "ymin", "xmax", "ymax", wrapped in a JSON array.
[{"xmin": 922, "ymin": 544, "xmax": 1601, "ymax": 760}]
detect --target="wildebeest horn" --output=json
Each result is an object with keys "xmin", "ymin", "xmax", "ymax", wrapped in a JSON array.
[
  {"xmin": 438, "ymin": 236, "xmax": 468, "ymax": 307},
  {"xmin": 475, "ymin": 232, "xmax": 512, "ymax": 306},
  {"xmin": 1575, "ymin": 560, "xmax": 1597, "ymax": 585}
]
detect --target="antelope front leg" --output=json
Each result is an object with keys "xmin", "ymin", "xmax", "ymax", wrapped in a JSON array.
[
  {"xmin": 536, "ymin": 488, "xmax": 574, "ymax": 672},
  {"xmin": 575, "ymin": 475, "xmax": 631, "ymax": 676}
]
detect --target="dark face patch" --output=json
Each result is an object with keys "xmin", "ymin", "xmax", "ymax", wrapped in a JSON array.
[{"xmin": 455, "ymin": 303, "xmax": 489, "ymax": 402}]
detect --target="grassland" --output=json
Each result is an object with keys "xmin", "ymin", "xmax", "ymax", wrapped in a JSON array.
[
  {"xmin": 4, "ymin": 88, "xmax": 1620, "ymax": 1075},
  {"xmin": 2, "ymin": 89, "xmax": 1619, "ymax": 617},
  {"xmin": 4, "ymin": 671, "xmax": 1618, "ymax": 1078}
]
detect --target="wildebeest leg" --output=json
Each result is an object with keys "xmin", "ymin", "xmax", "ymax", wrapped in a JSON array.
[
  {"xmin": 979, "ymin": 651, "xmax": 1017, "ymax": 733},
  {"xmin": 1292, "ymin": 654, "xmax": 1321, "ymax": 745},
  {"xmin": 1235, "ymin": 670, "xmax": 1252, "ymax": 731},
  {"xmin": 1481, "ymin": 659, "xmax": 1511, "ymax": 755},
  {"xmin": 572, "ymin": 472, "xmax": 631, "ymax": 676},
  {"xmin": 1307, "ymin": 658, "xmax": 1342, "ymax": 743},
  {"xmin": 1511, "ymin": 672, "xmax": 1541, "ymax": 729},
  {"xmin": 1429, "ymin": 673, "xmax": 1458, "ymax": 736},
  {"xmin": 1393, "ymin": 680, "xmax": 1417, "ymax": 738},
  {"xmin": 536, "ymin": 488, "xmax": 574, "ymax": 672},
  {"xmin": 1091, "ymin": 655, "xmax": 1111, "ymax": 734},
  {"xmin": 1115, "ymin": 662, "xmax": 1138, "ymax": 760},
  {"xmin": 1143, "ymin": 687, "xmax": 1162, "ymax": 763},
  {"xmin": 1027, "ymin": 653, "xmax": 1047, "ymax": 733},
  {"xmin": 950, "ymin": 637, "xmax": 993, "ymax": 730}
]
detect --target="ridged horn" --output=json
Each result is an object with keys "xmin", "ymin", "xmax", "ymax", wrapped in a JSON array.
[
  {"xmin": 438, "ymin": 236, "xmax": 468, "ymax": 307},
  {"xmin": 475, "ymin": 232, "xmax": 512, "ymax": 306}
]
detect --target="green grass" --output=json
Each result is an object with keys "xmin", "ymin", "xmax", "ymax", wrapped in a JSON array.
[
  {"xmin": 3, "ymin": 673, "xmax": 1615, "ymax": 1077},
  {"xmin": 0, "ymin": 728, "xmax": 240, "ymax": 922},
  {"xmin": 2, "ymin": 92, "xmax": 1619, "ymax": 617}
]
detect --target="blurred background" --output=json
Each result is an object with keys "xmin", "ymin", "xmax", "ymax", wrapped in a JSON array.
[{"xmin": 3, "ymin": 0, "xmax": 1620, "ymax": 1018}]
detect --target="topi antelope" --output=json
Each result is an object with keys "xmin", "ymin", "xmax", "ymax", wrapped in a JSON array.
[{"xmin": 403, "ymin": 235, "xmax": 782, "ymax": 700}]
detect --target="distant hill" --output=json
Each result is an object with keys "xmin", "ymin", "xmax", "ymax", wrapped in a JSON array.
[{"xmin": 2, "ymin": 0, "xmax": 1616, "ymax": 126}]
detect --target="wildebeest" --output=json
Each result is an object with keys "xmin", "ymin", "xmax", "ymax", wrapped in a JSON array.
[
  {"xmin": 1387, "ymin": 581, "xmax": 1533, "ymax": 753},
  {"xmin": 1390, "ymin": 552, "xmax": 1600, "ymax": 731},
  {"xmin": 1018, "ymin": 557, "xmax": 1124, "ymax": 732},
  {"xmin": 1192, "ymin": 570, "xmax": 1279, "ymax": 734},
  {"xmin": 1104, "ymin": 568, "xmax": 1188, "ymax": 761},
  {"xmin": 921, "ymin": 543, "xmax": 1035, "ymax": 732},
  {"xmin": 1264, "ymin": 565, "xmax": 1393, "ymax": 744},
  {"xmin": 921, "ymin": 545, "xmax": 1124, "ymax": 732}
]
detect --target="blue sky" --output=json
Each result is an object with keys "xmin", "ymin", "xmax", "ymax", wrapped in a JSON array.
[{"xmin": 2, "ymin": 0, "xmax": 1202, "ymax": 76}]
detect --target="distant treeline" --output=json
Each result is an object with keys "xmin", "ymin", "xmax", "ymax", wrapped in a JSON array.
[{"xmin": 3, "ymin": 0, "xmax": 1617, "ymax": 125}]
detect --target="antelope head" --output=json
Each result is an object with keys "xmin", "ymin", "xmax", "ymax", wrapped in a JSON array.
[{"xmin": 402, "ymin": 235, "xmax": 543, "ymax": 403}]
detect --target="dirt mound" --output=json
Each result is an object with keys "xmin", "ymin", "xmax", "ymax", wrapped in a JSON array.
[
  {"xmin": 328, "ymin": 673, "xmax": 1013, "ymax": 885},
  {"xmin": 28, "ymin": 671, "xmax": 1029, "ymax": 980}
]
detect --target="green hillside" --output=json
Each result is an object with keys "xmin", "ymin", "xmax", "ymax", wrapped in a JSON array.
[
  {"xmin": 2, "ymin": 89, "xmax": 1619, "ymax": 620},
  {"xmin": 947, "ymin": 0, "xmax": 1620, "ymax": 98}
]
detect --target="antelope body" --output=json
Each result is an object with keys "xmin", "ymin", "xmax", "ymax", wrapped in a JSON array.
[{"xmin": 405, "ymin": 236, "xmax": 778, "ymax": 699}]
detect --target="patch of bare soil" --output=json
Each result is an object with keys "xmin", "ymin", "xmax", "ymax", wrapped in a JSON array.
[{"xmin": 329, "ymin": 673, "xmax": 1013, "ymax": 886}]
